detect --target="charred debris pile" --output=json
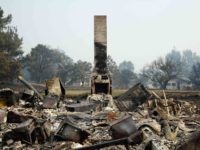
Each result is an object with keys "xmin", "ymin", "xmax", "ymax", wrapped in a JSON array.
[{"xmin": 0, "ymin": 76, "xmax": 199, "ymax": 150}]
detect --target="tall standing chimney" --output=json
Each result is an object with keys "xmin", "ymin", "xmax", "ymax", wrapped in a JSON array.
[
  {"xmin": 94, "ymin": 16, "xmax": 107, "ymax": 74},
  {"xmin": 91, "ymin": 16, "xmax": 112, "ymax": 95}
]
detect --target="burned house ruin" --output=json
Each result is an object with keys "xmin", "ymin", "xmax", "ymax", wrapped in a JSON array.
[
  {"xmin": 91, "ymin": 16, "xmax": 112, "ymax": 95},
  {"xmin": 0, "ymin": 14, "xmax": 199, "ymax": 150}
]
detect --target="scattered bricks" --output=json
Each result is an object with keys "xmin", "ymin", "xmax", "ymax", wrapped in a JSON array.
[
  {"xmin": 66, "ymin": 102, "xmax": 95, "ymax": 112},
  {"xmin": 109, "ymin": 115, "xmax": 137, "ymax": 139},
  {"xmin": 54, "ymin": 118, "xmax": 90, "ymax": 143}
]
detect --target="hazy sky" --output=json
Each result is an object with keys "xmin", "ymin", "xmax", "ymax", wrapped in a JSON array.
[{"xmin": 1, "ymin": 0, "xmax": 200, "ymax": 72}]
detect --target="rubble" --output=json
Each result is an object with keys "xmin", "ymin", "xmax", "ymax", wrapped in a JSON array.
[
  {"xmin": 7, "ymin": 111, "xmax": 32, "ymax": 123},
  {"xmin": 45, "ymin": 77, "xmax": 65, "ymax": 99},
  {"xmin": 115, "ymin": 83, "xmax": 151, "ymax": 111},
  {"xmin": 0, "ymin": 88, "xmax": 18, "ymax": 107},
  {"xmin": 54, "ymin": 118, "xmax": 90, "ymax": 143},
  {"xmin": 0, "ymin": 14, "xmax": 200, "ymax": 149},
  {"xmin": 176, "ymin": 131, "xmax": 200, "ymax": 150},
  {"xmin": 0, "ymin": 109, "xmax": 6, "ymax": 123},
  {"xmin": 18, "ymin": 75, "xmax": 43, "ymax": 100},
  {"xmin": 42, "ymin": 95, "xmax": 60, "ymax": 109},
  {"xmin": 109, "ymin": 115, "xmax": 137, "ymax": 139},
  {"xmin": 66, "ymin": 102, "xmax": 95, "ymax": 112},
  {"xmin": 0, "ymin": 81, "xmax": 199, "ymax": 150}
]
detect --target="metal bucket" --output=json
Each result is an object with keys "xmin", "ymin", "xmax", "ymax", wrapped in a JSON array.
[{"xmin": 109, "ymin": 115, "xmax": 137, "ymax": 139}]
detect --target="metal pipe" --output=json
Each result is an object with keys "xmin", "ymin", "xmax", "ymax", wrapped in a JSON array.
[{"xmin": 17, "ymin": 76, "xmax": 43, "ymax": 100}]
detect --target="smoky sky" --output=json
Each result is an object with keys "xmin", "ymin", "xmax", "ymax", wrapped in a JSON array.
[{"xmin": 1, "ymin": 0, "xmax": 200, "ymax": 72}]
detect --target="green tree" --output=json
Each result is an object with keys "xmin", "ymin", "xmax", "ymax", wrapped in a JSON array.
[
  {"xmin": 119, "ymin": 60, "xmax": 137, "ymax": 88},
  {"xmin": 75, "ymin": 60, "xmax": 92, "ymax": 86},
  {"xmin": 58, "ymin": 60, "xmax": 92, "ymax": 86},
  {"xmin": 57, "ymin": 63, "xmax": 76, "ymax": 85},
  {"xmin": 182, "ymin": 50, "xmax": 200, "ymax": 78},
  {"xmin": 107, "ymin": 55, "xmax": 121, "ymax": 88},
  {"xmin": 0, "ymin": 7, "xmax": 23, "ymax": 81},
  {"xmin": 142, "ymin": 55, "xmax": 182, "ymax": 89},
  {"xmin": 119, "ymin": 69, "xmax": 136, "ymax": 88},
  {"xmin": 26, "ymin": 44, "xmax": 73, "ymax": 83}
]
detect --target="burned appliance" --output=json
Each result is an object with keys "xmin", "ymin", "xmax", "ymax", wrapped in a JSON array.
[{"xmin": 91, "ymin": 16, "xmax": 112, "ymax": 95}]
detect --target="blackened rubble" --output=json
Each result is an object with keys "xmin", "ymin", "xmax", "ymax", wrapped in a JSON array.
[{"xmin": 0, "ymin": 78, "xmax": 199, "ymax": 150}]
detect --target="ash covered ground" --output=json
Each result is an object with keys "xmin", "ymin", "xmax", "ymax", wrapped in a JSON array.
[{"xmin": 0, "ymin": 78, "xmax": 200, "ymax": 150}]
